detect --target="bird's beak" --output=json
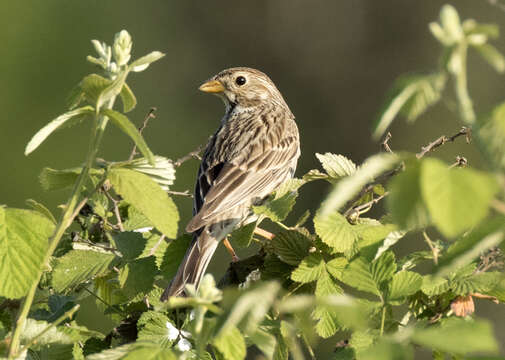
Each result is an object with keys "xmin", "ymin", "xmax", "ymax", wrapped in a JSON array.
[{"xmin": 199, "ymin": 80, "xmax": 225, "ymax": 93}]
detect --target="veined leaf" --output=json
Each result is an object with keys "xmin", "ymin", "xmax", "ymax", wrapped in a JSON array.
[
  {"xmin": 137, "ymin": 311, "xmax": 177, "ymax": 347},
  {"xmin": 252, "ymin": 179, "xmax": 304, "ymax": 222},
  {"xmin": 25, "ymin": 199, "xmax": 56, "ymax": 224},
  {"xmin": 118, "ymin": 256, "xmax": 158, "ymax": 299},
  {"xmin": 420, "ymin": 158, "xmax": 499, "ymax": 238},
  {"xmin": 160, "ymin": 234, "xmax": 192, "ymax": 279},
  {"xmin": 20, "ymin": 319, "xmax": 73, "ymax": 349},
  {"xmin": 123, "ymin": 156, "xmax": 176, "ymax": 191},
  {"xmin": 213, "ymin": 326, "xmax": 246, "ymax": 360},
  {"xmin": 373, "ymin": 73, "xmax": 446, "ymax": 139},
  {"xmin": 387, "ymin": 271, "xmax": 422, "ymax": 303},
  {"xmin": 0, "ymin": 208, "xmax": 54, "ymax": 298},
  {"xmin": 229, "ymin": 221, "xmax": 256, "ymax": 248},
  {"xmin": 314, "ymin": 211, "xmax": 358, "ymax": 255},
  {"xmin": 39, "ymin": 167, "xmax": 103, "ymax": 191},
  {"xmin": 25, "ymin": 106, "xmax": 94, "ymax": 155},
  {"xmin": 360, "ymin": 340, "xmax": 413, "ymax": 360},
  {"xmin": 315, "ymin": 153, "xmax": 356, "ymax": 179},
  {"xmin": 108, "ymin": 168, "xmax": 179, "ymax": 238},
  {"xmin": 291, "ymin": 253, "xmax": 326, "ymax": 283},
  {"xmin": 319, "ymin": 153, "xmax": 398, "ymax": 216},
  {"xmin": 271, "ymin": 229, "xmax": 311, "ymax": 266},
  {"xmin": 52, "ymin": 248, "xmax": 116, "ymax": 292},
  {"xmin": 103, "ymin": 109, "xmax": 155, "ymax": 165}
]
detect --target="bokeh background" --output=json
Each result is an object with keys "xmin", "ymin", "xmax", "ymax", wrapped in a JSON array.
[{"xmin": 2, "ymin": 1, "xmax": 505, "ymax": 358}]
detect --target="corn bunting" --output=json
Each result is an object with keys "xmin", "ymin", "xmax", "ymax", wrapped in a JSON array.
[{"xmin": 161, "ymin": 67, "xmax": 300, "ymax": 300}]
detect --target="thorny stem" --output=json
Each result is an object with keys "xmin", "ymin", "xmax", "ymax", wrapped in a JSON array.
[
  {"xmin": 8, "ymin": 98, "xmax": 117, "ymax": 358},
  {"xmin": 380, "ymin": 306, "xmax": 387, "ymax": 336},
  {"xmin": 129, "ymin": 107, "xmax": 157, "ymax": 160}
]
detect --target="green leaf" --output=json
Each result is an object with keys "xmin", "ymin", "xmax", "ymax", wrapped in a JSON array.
[
  {"xmin": 123, "ymin": 205, "xmax": 152, "ymax": 231},
  {"xmin": 137, "ymin": 311, "xmax": 177, "ymax": 347},
  {"xmin": 291, "ymin": 253, "xmax": 326, "ymax": 283},
  {"xmin": 0, "ymin": 208, "xmax": 54, "ymax": 298},
  {"xmin": 341, "ymin": 253, "xmax": 396, "ymax": 297},
  {"xmin": 39, "ymin": 167, "xmax": 103, "ymax": 191},
  {"xmin": 103, "ymin": 109, "xmax": 155, "ymax": 165},
  {"xmin": 451, "ymin": 272, "xmax": 502, "ymax": 296},
  {"xmin": 373, "ymin": 73, "xmax": 446, "ymax": 139},
  {"xmin": 271, "ymin": 229, "xmax": 311, "ymax": 266},
  {"xmin": 130, "ymin": 51, "xmax": 166, "ymax": 72},
  {"xmin": 118, "ymin": 256, "xmax": 158, "ymax": 299},
  {"xmin": 20, "ymin": 319, "xmax": 73, "ymax": 349},
  {"xmin": 479, "ymin": 102, "xmax": 505, "ymax": 170},
  {"xmin": 114, "ymin": 231, "xmax": 146, "ymax": 260},
  {"xmin": 387, "ymin": 271, "xmax": 422, "ymax": 303},
  {"xmin": 438, "ymin": 218, "xmax": 505, "ymax": 276},
  {"xmin": 315, "ymin": 153, "xmax": 356, "ymax": 179},
  {"xmin": 123, "ymin": 156, "xmax": 176, "ymax": 191},
  {"xmin": 159, "ymin": 234, "xmax": 192, "ymax": 279},
  {"xmin": 25, "ymin": 106, "xmax": 94, "ymax": 155},
  {"xmin": 412, "ymin": 318, "xmax": 498, "ymax": 355},
  {"xmin": 217, "ymin": 282, "xmax": 280, "ymax": 336},
  {"xmin": 119, "ymin": 83, "xmax": 137, "ymax": 112},
  {"xmin": 421, "ymin": 275, "xmax": 450, "ymax": 296},
  {"xmin": 253, "ymin": 179, "xmax": 304, "ymax": 222},
  {"xmin": 420, "ymin": 158, "xmax": 499, "ymax": 237},
  {"xmin": 360, "ymin": 340, "xmax": 413, "ymax": 360},
  {"xmin": 213, "ymin": 326, "xmax": 246, "ymax": 360},
  {"xmin": 25, "ymin": 199, "xmax": 57, "ymax": 224},
  {"xmin": 341, "ymin": 257, "xmax": 380, "ymax": 296},
  {"xmin": 123, "ymin": 343, "xmax": 177, "ymax": 360},
  {"xmin": 387, "ymin": 160, "xmax": 430, "ymax": 230},
  {"xmin": 314, "ymin": 211, "xmax": 358, "ymax": 255},
  {"xmin": 474, "ymin": 43, "xmax": 505, "ymax": 73},
  {"xmin": 108, "ymin": 168, "xmax": 179, "ymax": 238},
  {"xmin": 325, "ymin": 257, "xmax": 348, "ymax": 280},
  {"xmin": 229, "ymin": 221, "xmax": 256, "ymax": 248},
  {"xmin": 97, "ymin": 70, "xmax": 128, "ymax": 110},
  {"xmin": 319, "ymin": 153, "xmax": 398, "ymax": 215},
  {"xmin": 52, "ymin": 249, "xmax": 116, "ymax": 292}
]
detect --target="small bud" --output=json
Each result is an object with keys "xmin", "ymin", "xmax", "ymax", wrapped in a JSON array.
[{"xmin": 113, "ymin": 30, "xmax": 132, "ymax": 66}]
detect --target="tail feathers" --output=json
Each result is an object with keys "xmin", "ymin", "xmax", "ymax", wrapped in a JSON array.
[{"xmin": 161, "ymin": 232, "xmax": 218, "ymax": 301}]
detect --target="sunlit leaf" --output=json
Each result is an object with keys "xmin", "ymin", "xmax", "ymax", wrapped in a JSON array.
[
  {"xmin": 25, "ymin": 106, "xmax": 94, "ymax": 155},
  {"xmin": 0, "ymin": 208, "xmax": 54, "ymax": 298},
  {"xmin": 315, "ymin": 153, "xmax": 356, "ymax": 179}
]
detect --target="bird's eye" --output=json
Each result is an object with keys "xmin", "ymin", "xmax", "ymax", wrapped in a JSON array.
[{"xmin": 235, "ymin": 76, "xmax": 246, "ymax": 86}]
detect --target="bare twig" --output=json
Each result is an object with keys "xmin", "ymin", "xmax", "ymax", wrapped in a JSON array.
[
  {"xmin": 103, "ymin": 188, "xmax": 125, "ymax": 232},
  {"xmin": 416, "ymin": 127, "xmax": 471, "ymax": 159},
  {"xmin": 448, "ymin": 156, "xmax": 468, "ymax": 168},
  {"xmin": 149, "ymin": 234, "xmax": 166, "ymax": 256},
  {"xmin": 167, "ymin": 190, "xmax": 193, "ymax": 198},
  {"xmin": 344, "ymin": 192, "xmax": 389, "ymax": 219},
  {"xmin": 381, "ymin": 132, "xmax": 394, "ymax": 154},
  {"xmin": 175, "ymin": 144, "xmax": 204, "ymax": 167},
  {"xmin": 423, "ymin": 230, "xmax": 439, "ymax": 265},
  {"xmin": 129, "ymin": 107, "xmax": 157, "ymax": 160}
]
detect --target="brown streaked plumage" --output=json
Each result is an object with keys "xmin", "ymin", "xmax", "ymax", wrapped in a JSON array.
[{"xmin": 161, "ymin": 67, "xmax": 300, "ymax": 300}]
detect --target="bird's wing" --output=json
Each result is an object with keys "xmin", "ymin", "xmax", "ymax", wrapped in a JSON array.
[{"xmin": 186, "ymin": 132, "xmax": 299, "ymax": 233}]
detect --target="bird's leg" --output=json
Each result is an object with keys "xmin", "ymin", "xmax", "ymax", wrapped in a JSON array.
[
  {"xmin": 223, "ymin": 237, "xmax": 239, "ymax": 262},
  {"xmin": 254, "ymin": 227, "xmax": 275, "ymax": 240}
]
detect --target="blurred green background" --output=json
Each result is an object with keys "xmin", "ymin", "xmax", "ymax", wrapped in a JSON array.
[{"xmin": 2, "ymin": 1, "xmax": 505, "ymax": 358}]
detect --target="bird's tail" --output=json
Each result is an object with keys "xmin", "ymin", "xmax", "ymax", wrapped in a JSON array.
[{"xmin": 160, "ymin": 231, "xmax": 219, "ymax": 301}]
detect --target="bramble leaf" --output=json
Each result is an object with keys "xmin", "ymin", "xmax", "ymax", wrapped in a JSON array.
[{"xmin": 0, "ymin": 208, "xmax": 54, "ymax": 298}]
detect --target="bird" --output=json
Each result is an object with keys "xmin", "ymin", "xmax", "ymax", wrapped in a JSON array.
[{"xmin": 161, "ymin": 67, "xmax": 300, "ymax": 300}]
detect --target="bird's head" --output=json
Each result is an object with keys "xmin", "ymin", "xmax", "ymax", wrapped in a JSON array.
[{"xmin": 199, "ymin": 67, "xmax": 286, "ymax": 109}]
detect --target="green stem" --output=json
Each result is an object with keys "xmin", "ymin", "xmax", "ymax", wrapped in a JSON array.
[
  {"xmin": 453, "ymin": 42, "xmax": 476, "ymax": 125},
  {"xmin": 8, "ymin": 98, "xmax": 117, "ymax": 359},
  {"xmin": 380, "ymin": 306, "xmax": 387, "ymax": 336},
  {"xmin": 17, "ymin": 304, "xmax": 80, "ymax": 355}
]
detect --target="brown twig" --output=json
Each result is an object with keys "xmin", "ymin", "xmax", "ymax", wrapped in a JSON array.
[
  {"xmin": 103, "ymin": 188, "xmax": 125, "ymax": 232},
  {"xmin": 381, "ymin": 132, "xmax": 394, "ymax": 154},
  {"xmin": 149, "ymin": 234, "xmax": 166, "ymax": 256},
  {"xmin": 344, "ymin": 192, "xmax": 389, "ymax": 219},
  {"xmin": 423, "ymin": 230, "xmax": 439, "ymax": 265},
  {"xmin": 175, "ymin": 144, "xmax": 204, "ymax": 167},
  {"xmin": 448, "ymin": 156, "xmax": 468, "ymax": 168},
  {"xmin": 129, "ymin": 107, "xmax": 157, "ymax": 161},
  {"xmin": 416, "ymin": 127, "xmax": 471, "ymax": 159},
  {"xmin": 167, "ymin": 190, "xmax": 193, "ymax": 198}
]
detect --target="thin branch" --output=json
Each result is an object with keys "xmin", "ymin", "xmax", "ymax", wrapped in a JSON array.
[
  {"xmin": 167, "ymin": 190, "xmax": 193, "ymax": 198},
  {"xmin": 416, "ymin": 127, "xmax": 471, "ymax": 159},
  {"xmin": 448, "ymin": 156, "xmax": 468, "ymax": 168},
  {"xmin": 129, "ymin": 107, "xmax": 157, "ymax": 160},
  {"xmin": 175, "ymin": 143, "xmax": 204, "ymax": 167},
  {"xmin": 149, "ymin": 234, "xmax": 166, "ymax": 256},
  {"xmin": 423, "ymin": 230, "xmax": 439, "ymax": 265},
  {"xmin": 103, "ymin": 189, "xmax": 125, "ymax": 232},
  {"xmin": 381, "ymin": 132, "xmax": 394, "ymax": 154},
  {"xmin": 345, "ymin": 192, "xmax": 389, "ymax": 219}
]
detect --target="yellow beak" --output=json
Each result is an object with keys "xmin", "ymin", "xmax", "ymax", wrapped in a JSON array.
[{"xmin": 199, "ymin": 80, "xmax": 225, "ymax": 93}]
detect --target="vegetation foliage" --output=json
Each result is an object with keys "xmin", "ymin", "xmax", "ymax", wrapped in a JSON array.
[{"xmin": 2, "ymin": 4, "xmax": 505, "ymax": 359}]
